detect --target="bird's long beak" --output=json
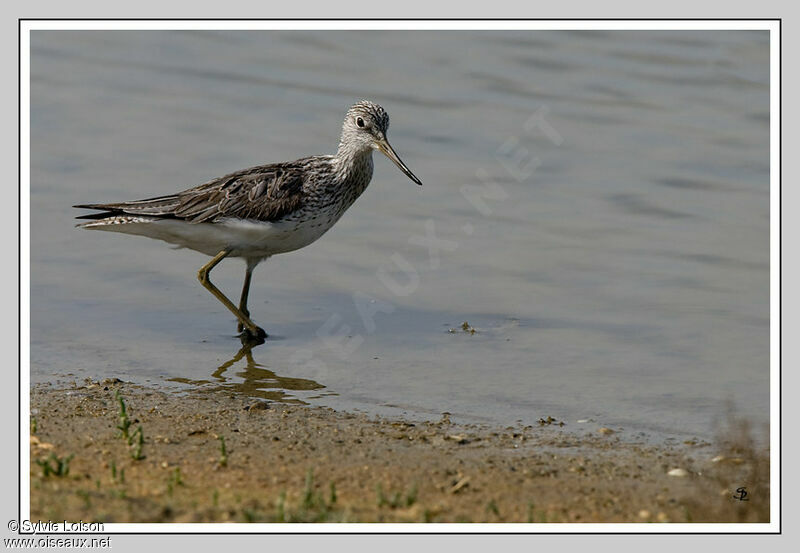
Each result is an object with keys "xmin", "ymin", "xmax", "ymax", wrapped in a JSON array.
[{"xmin": 377, "ymin": 139, "xmax": 422, "ymax": 186}]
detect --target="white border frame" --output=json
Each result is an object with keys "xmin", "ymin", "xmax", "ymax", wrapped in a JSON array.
[{"xmin": 19, "ymin": 19, "xmax": 781, "ymax": 534}]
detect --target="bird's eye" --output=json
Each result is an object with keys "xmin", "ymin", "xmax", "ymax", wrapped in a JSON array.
[{"xmin": 356, "ymin": 117, "xmax": 365, "ymax": 128}]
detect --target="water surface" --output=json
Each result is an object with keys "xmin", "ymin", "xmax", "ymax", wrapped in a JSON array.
[{"xmin": 30, "ymin": 30, "xmax": 770, "ymax": 442}]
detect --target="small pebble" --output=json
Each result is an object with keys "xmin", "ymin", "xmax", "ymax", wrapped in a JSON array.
[
  {"xmin": 667, "ymin": 468, "xmax": 688, "ymax": 477},
  {"xmin": 638, "ymin": 509, "xmax": 650, "ymax": 519},
  {"xmin": 598, "ymin": 427, "xmax": 615, "ymax": 435},
  {"xmin": 446, "ymin": 434, "xmax": 469, "ymax": 444}
]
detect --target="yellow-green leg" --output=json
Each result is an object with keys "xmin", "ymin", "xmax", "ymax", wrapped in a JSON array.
[
  {"xmin": 236, "ymin": 262, "xmax": 255, "ymax": 333},
  {"xmin": 198, "ymin": 250, "xmax": 266, "ymax": 340}
]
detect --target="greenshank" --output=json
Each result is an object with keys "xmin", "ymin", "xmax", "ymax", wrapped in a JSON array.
[{"xmin": 74, "ymin": 100, "xmax": 421, "ymax": 341}]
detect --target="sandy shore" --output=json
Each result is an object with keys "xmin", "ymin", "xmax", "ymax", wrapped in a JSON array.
[{"xmin": 29, "ymin": 378, "xmax": 769, "ymax": 524}]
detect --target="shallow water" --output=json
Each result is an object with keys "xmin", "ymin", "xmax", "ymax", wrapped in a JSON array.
[{"xmin": 30, "ymin": 29, "xmax": 770, "ymax": 442}]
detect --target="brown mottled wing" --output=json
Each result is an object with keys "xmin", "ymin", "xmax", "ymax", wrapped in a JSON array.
[
  {"xmin": 173, "ymin": 162, "xmax": 307, "ymax": 223},
  {"xmin": 75, "ymin": 160, "xmax": 311, "ymax": 224}
]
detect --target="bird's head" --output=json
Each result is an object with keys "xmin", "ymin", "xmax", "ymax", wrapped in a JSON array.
[{"xmin": 339, "ymin": 100, "xmax": 422, "ymax": 186}]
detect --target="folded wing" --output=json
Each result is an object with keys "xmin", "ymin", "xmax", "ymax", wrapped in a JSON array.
[{"xmin": 75, "ymin": 160, "xmax": 313, "ymax": 224}]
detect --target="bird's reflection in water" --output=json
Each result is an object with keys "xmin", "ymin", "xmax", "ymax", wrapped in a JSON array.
[{"xmin": 168, "ymin": 336, "xmax": 327, "ymax": 404}]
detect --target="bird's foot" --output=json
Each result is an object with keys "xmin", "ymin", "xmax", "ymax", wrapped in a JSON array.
[{"xmin": 239, "ymin": 325, "xmax": 267, "ymax": 344}]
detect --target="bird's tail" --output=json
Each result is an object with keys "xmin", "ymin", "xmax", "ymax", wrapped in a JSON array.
[{"xmin": 74, "ymin": 195, "xmax": 181, "ymax": 228}]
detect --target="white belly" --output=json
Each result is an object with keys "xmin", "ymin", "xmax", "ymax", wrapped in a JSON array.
[{"xmin": 83, "ymin": 215, "xmax": 340, "ymax": 259}]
